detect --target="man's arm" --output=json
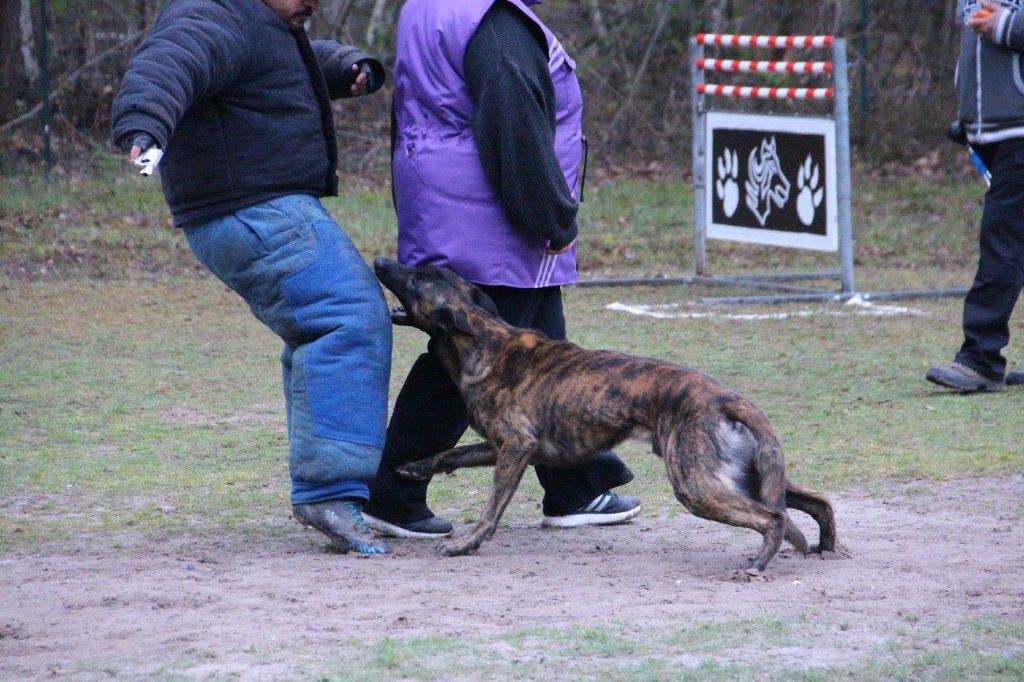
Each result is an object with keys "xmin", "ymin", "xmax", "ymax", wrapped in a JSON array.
[
  {"xmin": 970, "ymin": 1, "xmax": 1024, "ymax": 51},
  {"xmin": 311, "ymin": 40, "xmax": 386, "ymax": 99},
  {"xmin": 997, "ymin": 6, "xmax": 1024, "ymax": 51},
  {"xmin": 464, "ymin": 3, "xmax": 579, "ymax": 252},
  {"xmin": 111, "ymin": 3, "xmax": 249, "ymax": 152}
]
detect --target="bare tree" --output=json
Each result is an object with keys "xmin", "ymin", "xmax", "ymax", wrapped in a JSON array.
[
  {"xmin": 0, "ymin": 0, "xmax": 19, "ymax": 90},
  {"xmin": 17, "ymin": 0, "xmax": 37, "ymax": 85},
  {"xmin": 365, "ymin": 0, "xmax": 387, "ymax": 47},
  {"xmin": 319, "ymin": 0, "xmax": 357, "ymax": 38},
  {"xmin": 587, "ymin": 0, "xmax": 609, "ymax": 40}
]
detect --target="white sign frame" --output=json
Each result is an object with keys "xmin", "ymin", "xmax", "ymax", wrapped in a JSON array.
[{"xmin": 705, "ymin": 111, "xmax": 838, "ymax": 252}]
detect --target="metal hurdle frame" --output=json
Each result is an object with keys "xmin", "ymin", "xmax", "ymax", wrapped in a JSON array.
[
  {"xmin": 578, "ymin": 32, "xmax": 968, "ymax": 305},
  {"xmin": 690, "ymin": 32, "xmax": 856, "ymax": 302}
]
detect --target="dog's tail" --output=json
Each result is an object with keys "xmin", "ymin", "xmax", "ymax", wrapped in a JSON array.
[
  {"xmin": 785, "ymin": 479, "xmax": 837, "ymax": 553},
  {"xmin": 723, "ymin": 400, "xmax": 808, "ymax": 552}
]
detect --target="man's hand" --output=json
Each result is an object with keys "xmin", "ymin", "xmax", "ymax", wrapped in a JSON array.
[
  {"xmin": 350, "ymin": 62, "xmax": 371, "ymax": 96},
  {"xmin": 968, "ymin": 1, "xmax": 1001, "ymax": 38},
  {"xmin": 125, "ymin": 132, "xmax": 155, "ymax": 164},
  {"xmin": 546, "ymin": 238, "xmax": 577, "ymax": 256}
]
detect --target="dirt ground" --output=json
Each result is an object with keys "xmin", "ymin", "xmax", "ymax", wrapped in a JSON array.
[{"xmin": 2, "ymin": 475, "xmax": 1022, "ymax": 679}]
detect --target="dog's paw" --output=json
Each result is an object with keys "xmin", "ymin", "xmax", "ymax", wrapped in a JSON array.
[
  {"xmin": 396, "ymin": 462, "xmax": 434, "ymax": 481},
  {"xmin": 809, "ymin": 543, "xmax": 854, "ymax": 560},
  {"xmin": 435, "ymin": 538, "xmax": 476, "ymax": 557},
  {"xmin": 730, "ymin": 567, "xmax": 769, "ymax": 583}
]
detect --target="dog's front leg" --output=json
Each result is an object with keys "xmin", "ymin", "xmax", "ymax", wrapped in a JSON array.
[
  {"xmin": 436, "ymin": 444, "xmax": 533, "ymax": 557},
  {"xmin": 396, "ymin": 442, "xmax": 497, "ymax": 481}
]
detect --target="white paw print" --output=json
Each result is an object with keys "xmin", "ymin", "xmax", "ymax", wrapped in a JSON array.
[
  {"xmin": 796, "ymin": 155, "xmax": 824, "ymax": 226},
  {"xmin": 715, "ymin": 148, "xmax": 740, "ymax": 218}
]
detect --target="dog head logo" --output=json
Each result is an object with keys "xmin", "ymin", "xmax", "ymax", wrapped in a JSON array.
[
  {"xmin": 373, "ymin": 257, "xmax": 499, "ymax": 337},
  {"xmin": 744, "ymin": 136, "xmax": 791, "ymax": 226}
]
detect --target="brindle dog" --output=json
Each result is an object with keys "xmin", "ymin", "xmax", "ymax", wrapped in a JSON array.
[{"xmin": 374, "ymin": 257, "xmax": 837, "ymax": 576}]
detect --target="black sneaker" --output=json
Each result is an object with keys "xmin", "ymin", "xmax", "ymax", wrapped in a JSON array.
[
  {"xmin": 292, "ymin": 499, "xmax": 387, "ymax": 554},
  {"xmin": 1007, "ymin": 370, "xmax": 1024, "ymax": 386},
  {"xmin": 926, "ymin": 362, "xmax": 1004, "ymax": 393},
  {"xmin": 541, "ymin": 493, "xmax": 642, "ymax": 528},
  {"xmin": 362, "ymin": 512, "xmax": 453, "ymax": 539}
]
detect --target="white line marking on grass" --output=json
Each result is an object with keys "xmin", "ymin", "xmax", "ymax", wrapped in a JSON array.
[{"xmin": 606, "ymin": 295, "xmax": 926, "ymax": 320}]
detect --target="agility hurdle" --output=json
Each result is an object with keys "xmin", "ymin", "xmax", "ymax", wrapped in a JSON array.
[
  {"xmin": 578, "ymin": 33, "xmax": 968, "ymax": 304},
  {"xmin": 685, "ymin": 32, "xmax": 856, "ymax": 303}
]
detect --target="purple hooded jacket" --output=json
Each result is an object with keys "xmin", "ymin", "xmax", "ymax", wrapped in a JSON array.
[{"xmin": 392, "ymin": 0, "xmax": 583, "ymax": 288}]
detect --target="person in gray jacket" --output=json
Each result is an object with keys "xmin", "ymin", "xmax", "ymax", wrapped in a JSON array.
[{"xmin": 927, "ymin": 0, "xmax": 1024, "ymax": 392}]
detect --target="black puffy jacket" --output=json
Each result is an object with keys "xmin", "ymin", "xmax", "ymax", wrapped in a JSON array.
[{"xmin": 111, "ymin": 0, "xmax": 384, "ymax": 226}]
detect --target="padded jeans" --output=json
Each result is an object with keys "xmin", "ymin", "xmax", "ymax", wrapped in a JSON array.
[{"xmin": 184, "ymin": 194, "xmax": 392, "ymax": 504}]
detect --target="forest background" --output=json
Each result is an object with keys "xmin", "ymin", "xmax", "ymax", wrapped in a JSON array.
[{"xmin": 0, "ymin": 0, "xmax": 963, "ymax": 176}]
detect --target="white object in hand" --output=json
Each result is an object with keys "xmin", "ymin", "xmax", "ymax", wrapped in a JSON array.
[{"xmin": 134, "ymin": 147, "xmax": 164, "ymax": 177}]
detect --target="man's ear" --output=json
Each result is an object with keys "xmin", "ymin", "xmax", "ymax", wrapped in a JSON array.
[
  {"xmin": 431, "ymin": 307, "xmax": 477, "ymax": 336},
  {"xmin": 470, "ymin": 287, "xmax": 500, "ymax": 317}
]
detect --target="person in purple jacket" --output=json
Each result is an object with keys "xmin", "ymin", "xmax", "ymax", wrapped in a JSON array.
[{"xmin": 362, "ymin": 0, "xmax": 642, "ymax": 538}]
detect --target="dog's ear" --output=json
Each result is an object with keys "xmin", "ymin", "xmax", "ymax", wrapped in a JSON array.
[
  {"xmin": 470, "ymin": 287, "xmax": 500, "ymax": 317},
  {"xmin": 431, "ymin": 306, "xmax": 477, "ymax": 337}
]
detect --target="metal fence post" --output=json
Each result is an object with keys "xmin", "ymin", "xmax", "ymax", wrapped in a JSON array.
[
  {"xmin": 833, "ymin": 39, "xmax": 855, "ymax": 294},
  {"xmin": 690, "ymin": 37, "xmax": 707, "ymax": 276}
]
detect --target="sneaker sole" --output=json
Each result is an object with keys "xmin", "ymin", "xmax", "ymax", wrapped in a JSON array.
[
  {"xmin": 361, "ymin": 513, "xmax": 452, "ymax": 539},
  {"xmin": 926, "ymin": 373, "xmax": 1004, "ymax": 392},
  {"xmin": 540, "ymin": 504, "xmax": 642, "ymax": 529}
]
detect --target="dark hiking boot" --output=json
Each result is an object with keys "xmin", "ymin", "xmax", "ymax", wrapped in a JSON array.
[
  {"xmin": 361, "ymin": 512, "xmax": 453, "ymax": 539},
  {"xmin": 292, "ymin": 499, "xmax": 387, "ymax": 555},
  {"xmin": 541, "ymin": 493, "xmax": 642, "ymax": 528},
  {"xmin": 925, "ymin": 362, "xmax": 1004, "ymax": 393},
  {"xmin": 1006, "ymin": 369, "xmax": 1024, "ymax": 386}
]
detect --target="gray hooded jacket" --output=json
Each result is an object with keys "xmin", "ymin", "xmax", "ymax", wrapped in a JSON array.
[{"xmin": 957, "ymin": 0, "xmax": 1024, "ymax": 143}]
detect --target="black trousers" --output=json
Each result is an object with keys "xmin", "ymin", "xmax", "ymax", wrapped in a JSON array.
[
  {"xmin": 956, "ymin": 139, "xmax": 1024, "ymax": 381},
  {"xmin": 366, "ymin": 284, "xmax": 633, "ymax": 522}
]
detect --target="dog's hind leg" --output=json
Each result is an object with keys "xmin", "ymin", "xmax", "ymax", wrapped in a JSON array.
[
  {"xmin": 665, "ymin": 431, "xmax": 786, "ymax": 575},
  {"xmin": 435, "ymin": 444, "xmax": 532, "ymax": 557},
  {"xmin": 785, "ymin": 480, "xmax": 837, "ymax": 552},
  {"xmin": 783, "ymin": 517, "xmax": 809, "ymax": 554},
  {"xmin": 702, "ymin": 493, "xmax": 787, "ymax": 575},
  {"xmin": 396, "ymin": 443, "xmax": 497, "ymax": 481}
]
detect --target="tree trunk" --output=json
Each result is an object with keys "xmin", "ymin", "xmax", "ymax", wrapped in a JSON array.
[
  {"xmin": 708, "ymin": 0, "xmax": 729, "ymax": 33},
  {"xmin": 365, "ymin": 0, "xmax": 387, "ymax": 47},
  {"xmin": 0, "ymin": 0, "xmax": 20, "ymax": 89},
  {"xmin": 17, "ymin": 0, "xmax": 37, "ymax": 85},
  {"xmin": 587, "ymin": 0, "xmax": 609, "ymax": 40}
]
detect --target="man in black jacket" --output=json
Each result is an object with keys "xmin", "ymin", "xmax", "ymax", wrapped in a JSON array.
[{"xmin": 111, "ymin": 0, "xmax": 393, "ymax": 554}]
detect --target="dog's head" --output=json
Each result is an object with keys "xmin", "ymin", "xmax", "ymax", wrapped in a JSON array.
[{"xmin": 374, "ymin": 257, "xmax": 501, "ymax": 337}]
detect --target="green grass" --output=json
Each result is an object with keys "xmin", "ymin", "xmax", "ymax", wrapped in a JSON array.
[
  {"xmin": 1, "ymin": 273, "xmax": 1021, "ymax": 551},
  {"xmin": 1, "ymin": 164, "xmax": 1021, "ymax": 679},
  {"xmin": 0, "ymin": 160, "xmax": 983, "ymax": 283},
  {"xmin": 73, "ymin": 614, "xmax": 1024, "ymax": 680},
  {"xmin": 0, "ymin": 164, "xmax": 1019, "ymax": 548}
]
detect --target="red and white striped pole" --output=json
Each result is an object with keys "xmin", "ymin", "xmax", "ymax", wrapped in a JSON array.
[
  {"xmin": 696, "ymin": 58, "xmax": 832, "ymax": 75},
  {"xmin": 695, "ymin": 33, "xmax": 833, "ymax": 48},
  {"xmin": 697, "ymin": 84, "xmax": 834, "ymax": 100}
]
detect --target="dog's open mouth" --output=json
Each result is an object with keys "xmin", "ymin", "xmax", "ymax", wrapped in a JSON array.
[{"xmin": 390, "ymin": 305, "xmax": 411, "ymax": 325}]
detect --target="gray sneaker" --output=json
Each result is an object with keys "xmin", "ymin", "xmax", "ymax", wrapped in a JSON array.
[
  {"xmin": 292, "ymin": 499, "xmax": 387, "ymax": 555},
  {"xmin": 925, "ymin": 362, "xmax": 1004, "ymax": 393}
]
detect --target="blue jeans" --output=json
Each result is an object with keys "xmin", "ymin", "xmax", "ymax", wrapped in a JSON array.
[{"xmin": 184, "ymin": 194, "xmax": 392, "ymax": 504}]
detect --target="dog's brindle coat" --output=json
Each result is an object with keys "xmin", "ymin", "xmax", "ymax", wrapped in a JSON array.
[{"xmin": 374, "ymin": 258, "xmax": 837, "ymax": 574}]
